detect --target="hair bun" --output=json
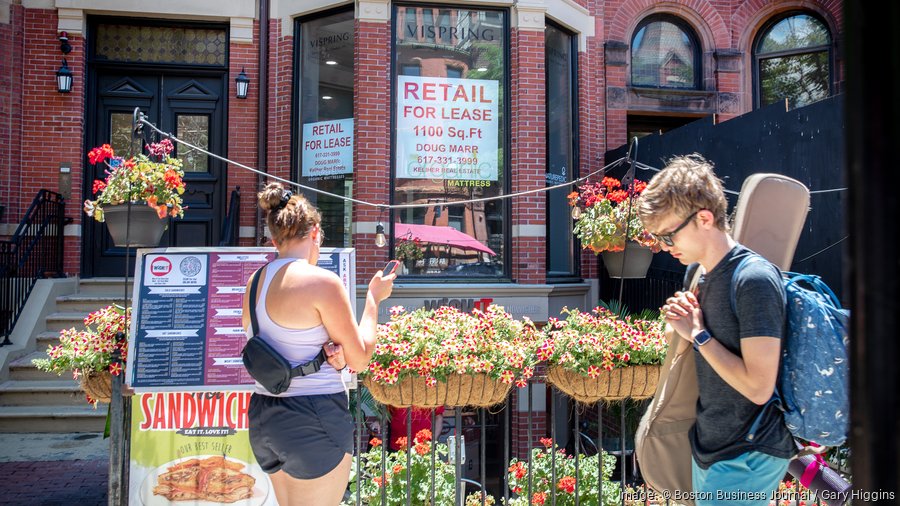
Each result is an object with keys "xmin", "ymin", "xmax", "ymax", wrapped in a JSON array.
[{"xmin": 258, "ymin": 183, "xmax": 287, "ymax": 212}]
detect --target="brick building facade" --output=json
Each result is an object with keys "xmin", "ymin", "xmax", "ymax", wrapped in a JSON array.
[{"xmin": 1, "ymin": 0, "xmax": 843, "ymax": 466}]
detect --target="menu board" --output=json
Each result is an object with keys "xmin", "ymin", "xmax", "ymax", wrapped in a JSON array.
[{"xmin": 125, "ymin": 247, "xmax": 356, "ymax": 392}]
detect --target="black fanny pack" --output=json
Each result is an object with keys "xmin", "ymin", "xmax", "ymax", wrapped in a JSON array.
[{"xmin": 242, "ymin": 263, "xmax": 327, "ymax": 395}]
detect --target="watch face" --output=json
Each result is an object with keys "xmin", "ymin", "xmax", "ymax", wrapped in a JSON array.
[{"xmin": 695, "ymin": 330, "xmax": 711, "ymax": 345}]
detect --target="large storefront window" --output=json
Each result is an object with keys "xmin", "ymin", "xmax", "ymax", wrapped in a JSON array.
[
  {"xmin": 392, "ymin": 6, "xmax": 508, "ymax": 278},
  {"xmin": 295, "ymin": 9, "xmax": 354, "ymax": 247},
  {"xmin": 545, "ymin": 23, "xmax": 578, "ymax": 278}
]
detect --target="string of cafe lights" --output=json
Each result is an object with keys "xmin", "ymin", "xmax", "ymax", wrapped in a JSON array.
[{"xmin": 136, "ymin": 112, "xmax": 848, "ymax": 255}]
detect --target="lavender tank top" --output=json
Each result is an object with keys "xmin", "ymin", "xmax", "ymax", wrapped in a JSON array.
[{"xmin": 250, "ymin": 258, "xmax": 344, "ymax": 397}]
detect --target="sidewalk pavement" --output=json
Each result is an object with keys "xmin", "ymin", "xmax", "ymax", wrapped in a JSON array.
[{"xmin": 0, "ymin": 433, "xmax": 109, "ymax": 505}]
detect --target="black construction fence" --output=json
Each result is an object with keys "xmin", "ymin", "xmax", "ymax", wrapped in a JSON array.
[{"xmin": 599, "ymin": 94, "xmax": 846, "ymax": 311}]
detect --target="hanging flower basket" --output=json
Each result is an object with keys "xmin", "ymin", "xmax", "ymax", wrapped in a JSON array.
[
  {"xmin": 363, "ymin": 373, "xmax": 511, "ymax": 408},
  {"xmin": 601, "ymin": 241, "xmax": 654, "ymax": 279},
  {"xmin": 80, "ymin": 369, "xmax": 113, "ymax": 404},
  {"xmin": 103, "ymin": 203, "xmax": 166, "ymax": 247},
  {"xmin": 547, "ymin": 365, "xmax": 661, "ymax": 404}
]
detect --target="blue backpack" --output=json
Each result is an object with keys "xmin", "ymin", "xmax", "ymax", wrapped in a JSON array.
[{"xmin": 732, "ymin": 255, "xmax": 850, "ymax": 447}]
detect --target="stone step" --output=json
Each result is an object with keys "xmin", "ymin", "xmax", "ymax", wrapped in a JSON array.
[
  {"xmin": 44, "ymin": 312, "xmax": 94, "ymax": 333},
  {"xmin": 0, "ymin": 380, "xmax": 89, "ymax": 407},
  {"xmin": 56, "ymin": 293, "xmax": 131, "ymax": 313},
  {"xmin": 8, "ymin": 351, "xmax": 66, "ymax": 381},
  {"xmin": 0, "ymin": 405, "xmax": 107, "ymax": 432},
  {"xmin": 36, "ymin": 330, "xmax": 62, "ymax": 349},
  {"xmin": 76, "ymin": 277, "xmax": 134, "ymax": 295}
]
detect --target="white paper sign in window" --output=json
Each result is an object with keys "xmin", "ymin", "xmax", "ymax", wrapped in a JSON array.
[
  {"xmin": 395, "ymin": 76, "xmax": 499, "ymax": 181},
  {"xmin": 301, "ymin": 117, "xmax": 354, "ymax": 177}
]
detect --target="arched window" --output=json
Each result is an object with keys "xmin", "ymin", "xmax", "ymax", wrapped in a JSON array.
[
  {"xmin": 754, "ymin": 12, "xmax": 831, "ymax": 109},
  {"xmin": 631, "ymin": 15, "xmax": 701, "ymax": 89}
]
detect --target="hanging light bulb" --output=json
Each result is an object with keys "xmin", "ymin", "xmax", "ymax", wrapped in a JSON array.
[
  {"xmin": 374, "ymin": 222, "xmax": 387, "ymax": 247},
  {"xmin": 571, "ymin": 205, "xmax": 583, "ymax": 220}
]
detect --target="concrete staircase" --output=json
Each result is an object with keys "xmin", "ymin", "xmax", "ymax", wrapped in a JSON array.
[{"xmin": 0, "ymin": 279, "xmax": 132, "ymax": 432}]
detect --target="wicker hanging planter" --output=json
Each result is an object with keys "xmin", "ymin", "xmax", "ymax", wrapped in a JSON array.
[
  {"xmin": 80, "ymin": 369, "xmax": 113, "ymax": 404},
  {"xmin": 547, "ymin": 365, "xmax": 661, "ymax": 404},
  {"xmin": 363, "ymin": 374, "xmax": 512, "ymax": 408}
]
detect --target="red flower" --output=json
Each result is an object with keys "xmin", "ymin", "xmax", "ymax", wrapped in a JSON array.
[
  {"xmin": 108, "ymin": 362, "xmax": 122, "ymax": 376},
  {"xmin": 88, "ymin": 144, "xmax": 115, "ymax": 165},
  {"xmin": 558, "ymin": 476, "xmax": 577, "ymax": 494},
  {"xmin": 415, "ymin": 428, "xmax": 432, "ymax": 443},
  {"xmin": 533, "ymin": 492, "xmax": 547, "ymax": 505},
  {"xmin": 392, "ymin": 464, "xmax": 403, "ymax": 474},
  {"xmin": 394, "ymin": 436, "xmax": 408, "ymax": 448},
  {"xmin": 414, "ymin": 443, "xmax": 430, "ymax": 455},
  {"xmin": 601, "ymin": 177, "xmax": 621, "ymax": 189},
  {"xmin": 369, "ymin": 437, "xmax": 382, "ymax": 448},
  {"xmin": 607, "ymin": 189, "xmax": 629, "ymax": 203},
  {"xmin": 92, "ymin": 180, "xmax": 107, "ymax": 195},
  {"xmin": 540, "ymin": 437, "xmax": 553, "ymax": 448}
]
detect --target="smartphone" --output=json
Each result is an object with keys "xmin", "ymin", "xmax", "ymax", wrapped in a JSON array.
[{"xmin": 382, "ymin": 259, "xmax": 400, "ymax": 275}]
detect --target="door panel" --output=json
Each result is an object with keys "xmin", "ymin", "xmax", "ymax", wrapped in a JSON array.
[{"xmin": 83, "ymin": 71, "xmax": 226, "ymax": 277}]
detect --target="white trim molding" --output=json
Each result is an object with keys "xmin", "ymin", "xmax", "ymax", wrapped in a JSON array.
[
  {"xmin": 1, "ymin": 0, "xmax": 11, "ymax": 24},
  {"xmin": 545, "ymin": 0, "xmax": 594, "ymax": 50},
  {"xmin": 53, "ymin": 0, "xmax": 256, "ymax": 35},
  {"xmin": 513, "ymin": 0, "xmax": 545, "ymax": 32},
  {"xmin": 272, "ymin": 0, "xmax": 353, "ymax": 36},
  {"xmin": 512, "ymin": 224, "xmax": 546, "ymax": 238},
  {"xmin": 357, "ymin": 0, "xmax": 390, "ymax": 24},
  {"xmin": 230, "ymin": 16, "xmax": 254, "ymax": 43}
]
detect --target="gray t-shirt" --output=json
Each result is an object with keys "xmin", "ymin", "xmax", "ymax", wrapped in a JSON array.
[{"xmin": 688, "ymin": 244, "xmax": 796, "ymax": 468}]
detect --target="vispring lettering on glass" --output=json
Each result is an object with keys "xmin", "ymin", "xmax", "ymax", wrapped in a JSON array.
[{"xmin": 396, "ymin": 76, "xmax": 499, "ymax": 181}]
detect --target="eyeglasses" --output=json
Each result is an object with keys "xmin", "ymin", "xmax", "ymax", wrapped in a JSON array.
[{"xmin": 651, "ymin": 211, "xmax": 698, "ymax": 246}]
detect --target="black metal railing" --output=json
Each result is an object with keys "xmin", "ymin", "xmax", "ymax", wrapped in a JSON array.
[
  {"xmin": 218, "ymin": 187, "xmax": 241, "ymax": 247},
  {"xmin": 348, "ymin": 378, "xmax": 837, "ymax": 506},
  {"xmin": 0, "ymin": 190, "xmax": 67, "ymax": 345}
]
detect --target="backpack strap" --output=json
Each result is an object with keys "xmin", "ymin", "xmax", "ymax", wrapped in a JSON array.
[
  {"xmin": 248, "ymin": 264, "xmax": 267, "ymax": 338},
  {"xmin": 730, "ymin": 254, "xmax": 788, "ymax": 442},
  {"xmin": 248, "ymin": 262, "xmax": 327, "ymax": 378}
]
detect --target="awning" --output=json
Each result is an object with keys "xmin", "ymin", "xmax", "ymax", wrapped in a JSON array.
[{"xmin": 394, "ymin": 222, "xmax": 496, "ymax": 256}]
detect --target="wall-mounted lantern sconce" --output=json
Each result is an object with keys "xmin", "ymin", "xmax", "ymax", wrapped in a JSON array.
[
  {"xmin": 235, "ymin": 68, "xmax": 250, "ymax": 99},
  {"xmin": 59, "ymin": 31, "xmax": 72, "ymax": 54},
  {"xmin": 56, "ymin": 59, "xmax": 73, "ymax": 93}
]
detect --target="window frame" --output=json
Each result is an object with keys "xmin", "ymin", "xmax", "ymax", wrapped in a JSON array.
[
  {"xmin": 290, "ymin": 5, "xmax": 356, "ymax": 246},
  {"xmin": 389, "ymin": 2, "xmax": 512, "ymax": 282},
  {"xmin": 630, "ymin": 14, "xmax": 703, "ymax": 90},
  {"xmin": 544, "ymin": 20, "xmax": 581, "ymax": 281},
  {"xmin": 752, "ymin": 10, "xmax": 833, "ymax": 110}
]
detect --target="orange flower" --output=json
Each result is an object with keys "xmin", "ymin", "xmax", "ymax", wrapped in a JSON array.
[
  {"xmin": 369, "ymin": 437, "xmax": 382, "ymax": 448},
  {"xmin": 557, "ymin": 476, "xmax": 576, "ymax": 494},
  {"xmin": 394, "ymin": 436, "xmax": 408, "ymax": 448}
]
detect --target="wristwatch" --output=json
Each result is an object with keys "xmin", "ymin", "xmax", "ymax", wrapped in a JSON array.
[{"xmin": 692, "ymin": 329, "xmax": 713, "ymax": 351}]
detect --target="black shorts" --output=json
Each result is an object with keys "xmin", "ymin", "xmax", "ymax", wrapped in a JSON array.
[{"xmin": 248, "ymin": 392, "xmax": 354, "ymax": 479}]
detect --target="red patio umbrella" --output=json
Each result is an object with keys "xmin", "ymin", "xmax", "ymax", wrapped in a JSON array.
[{"xmin": 394, "ymin": 222, "xmax": 496, "ymax": 256}]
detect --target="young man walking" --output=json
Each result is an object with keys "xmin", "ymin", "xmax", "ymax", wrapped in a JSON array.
[{"xmin": 638, "ymin": 155, "xmax": 795, "ymax": 505}]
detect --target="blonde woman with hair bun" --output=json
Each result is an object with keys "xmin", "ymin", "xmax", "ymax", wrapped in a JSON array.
[{"xmin": 242, "ymin": 182, "xmax": 396, "ymax": 505}]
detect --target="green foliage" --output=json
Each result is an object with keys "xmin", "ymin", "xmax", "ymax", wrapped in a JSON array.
[{"xmin": 504, "ymin": 440, "xmax": 621, "ymax": 506}]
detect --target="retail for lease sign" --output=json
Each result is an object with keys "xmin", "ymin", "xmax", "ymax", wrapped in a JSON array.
[
  {"xmin": 396, "ymin": 76, "xmax": 499, "ymax": 181},
  {"xmin": 301, "ymin": 117, "xmax": 353, "ymax": 177}
]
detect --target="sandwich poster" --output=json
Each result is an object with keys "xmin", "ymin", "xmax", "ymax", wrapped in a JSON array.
[{"xmin": 129, "ymin": 391, "xmax": 277, "ymax": 505}]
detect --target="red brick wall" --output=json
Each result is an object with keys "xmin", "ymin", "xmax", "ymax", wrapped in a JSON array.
[
  {"xmin": 21, "ymin": 9, "xmax": 85, "ymax": 275},
  {"xmin": 0, "ymin": 4, "xmax": 25, "ymax": 236},
  {"xmin": 227, "ymin": 24, "xmax": 261, "ymax": 248},
  {"xmin": 6, "ymin": 0, "xmax": 844, "ymax": 280},
  {"xmin": 510, "ymin": 29, "xmax": 547, "ymax": 285},
  {"xmin": 353, "ymin": 19, "xmax": 392, "ymax": 280}
]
